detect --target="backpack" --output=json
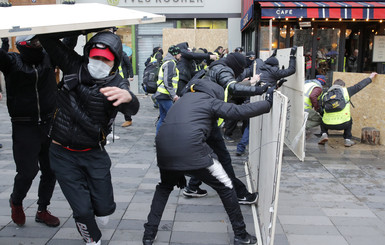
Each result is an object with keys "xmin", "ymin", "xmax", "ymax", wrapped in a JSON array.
[
  {"xmin": 142, "ymin": 57, "xmax": 161, "ymax": 94},
  {"xmin": 322, "ymin": 86, "xmax": 347, "ymax": 113}
]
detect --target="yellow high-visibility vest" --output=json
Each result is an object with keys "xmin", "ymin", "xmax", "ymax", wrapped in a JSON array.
[{"xmin": 156, "ymin": 60, "xmax": 179, "ymax": 95}]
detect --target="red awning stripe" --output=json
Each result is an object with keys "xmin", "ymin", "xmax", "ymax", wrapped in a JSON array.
[{"xmin": 259, "ymin": 1, "xmax": 385, "ymax": 19}]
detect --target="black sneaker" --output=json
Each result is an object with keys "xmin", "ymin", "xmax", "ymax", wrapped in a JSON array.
[
  {"xmin": 234, "ymin": 232, "xmax": 257, "ymax": 245},
  {"xmin": 236, "ymin": 151, "xmax": 245, "ymax": 156},
  {"xmin": 238, "ymin": 192, "xmax": 258, "ymax": 205},
  {"xmin": 143, "ymin": 235, "xmax": 156, "ymax": 245},
  {"xmin": 183, "ymin": 186, "xmax": 208, "ymax": 197}
]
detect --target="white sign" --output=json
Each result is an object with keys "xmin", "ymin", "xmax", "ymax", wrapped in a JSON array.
[
  {"xmin": 373, "ymin": 35, "xmax": 385, "ymax": 62},
  {"xmin": 109, "ymin": 0, "xmax": 204, "ymax": 7},
  {"xmin": 0, "ymin": 3, "xmax": 165, "ymax": 37}
]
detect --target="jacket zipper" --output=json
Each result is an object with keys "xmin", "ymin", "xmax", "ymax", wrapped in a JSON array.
[{"xmin": 33, "ymin": 65, "xmax": 41, "ymax": 123}]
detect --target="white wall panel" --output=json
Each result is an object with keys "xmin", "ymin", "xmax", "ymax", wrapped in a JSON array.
[{"xmin": 249, "ymin": 92, "xmax": 288, "ymax": 245}]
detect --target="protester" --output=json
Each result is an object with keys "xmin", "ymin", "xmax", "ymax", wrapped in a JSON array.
[
  {"xmin": 154, "ymin": 45, "xmax": 181, "ymax": 135},
  {"xmin": 143, "ymin": 78, "xmax": 275, "ymax": 245},
  {"xmin": 39, "ymin": 30, "xmax": 140, "ymax": 245},
  {"xmin": 0, "ymin": 35, "xmax": 60, "ymax": 227},
  {"xmin": 304, "ymin": 75, "xmax": 327, "ymax": 131},
  {"xmin": 318, "ymin": 72, "xmax": 377, "ymax": 147}
]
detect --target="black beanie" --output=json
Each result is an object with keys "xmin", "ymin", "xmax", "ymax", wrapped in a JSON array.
[
  {"xmin": 225, "ymin": 52, "xmax": 246, "ymax": 77},
  {"xmin": 265, "ymin": 56, "xmax": 279, "ymax": 67}
]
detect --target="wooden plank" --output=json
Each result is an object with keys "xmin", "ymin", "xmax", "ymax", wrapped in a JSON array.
[{"xmin": 0, "ymin": 3, "xmax": 165, "ymax": 37}]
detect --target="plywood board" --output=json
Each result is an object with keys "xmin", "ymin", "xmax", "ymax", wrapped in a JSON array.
[
  {"xmin": 249, "ymin": 92, "xmax": 288, "ymax": 245},
  {"xmin": 332, "ymin": 72, "xmax": 385, "ymax": 145},
  {"xmin": 0, "ymin": 3, "xmax": 165, "ymax": 37},
  {"xmin": 277, "ymin": 47, "xmax": 306, "ymax": 161},
  {"xmin": 162, "ymin": 28, "xmax": 228, "ymax": 54}
]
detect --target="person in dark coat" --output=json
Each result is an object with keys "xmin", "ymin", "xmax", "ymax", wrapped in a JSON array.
[
  {"xmin": 143, "ymin": 77, "xmax": 275, "ymax": 245},
  {"xmin": 0, "ymin": 35, "xmax": 60, "ymax": 228},
  {"xmin": 183, "ymin": 52, "xmax": 268, "ymax": 204},
  {"xmin": 144, "ymin": 46, "xmax": 163, "ymax": 67},
  {"xmin": 175, "ymin": 42, "xmax": 217, "ymax": 96},
  {"xmin": 39, "ymin": 31, "xmax": 140, "ymax": 245},
  {"xmin": 120, "ymin": 51, "xmax": 135, "ymax": 127}
]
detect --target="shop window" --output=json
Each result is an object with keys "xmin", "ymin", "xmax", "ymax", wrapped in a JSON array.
[
  {"xmin": 316, "ymin": 28, "xmax": 340, "ymax": 78},
  {"xmin": 177, "ymin": 19, "xmax": 227, "ymax": 29},
  {"xmin": 259, "ymin": 24, "xmax": 278, "ymax": 51}
]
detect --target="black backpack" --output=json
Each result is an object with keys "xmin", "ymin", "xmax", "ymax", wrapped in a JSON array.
[
  {"xmin": 142, "ymin": 58, "xmax": 161, "ymax": 94},
  {"xmin": 322, "ymin": 87, "xmax": 348, "ymax": 113}
]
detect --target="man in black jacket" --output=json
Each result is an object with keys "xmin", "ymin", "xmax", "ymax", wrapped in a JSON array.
[
  {"xmin": 175, "ymin": 42, "xmax": 217, "ymax": 96},
  {"xmin": 39, "ymin": 31, "xmax": 139, "ymax": 245},
  {"xmin": 143, "ymin": 78, "xmax": 275, "ymax": 245},
  {"xmin": 183, "ymin": 52, "xmax": 268, "ymax": 204},
  {"xmin": 120, "ymin": 51, "xmax": 135, "ymax": 127},
  {"xmin": 0, "ymin": 35, "xmax": 60, "ymax": 228}
]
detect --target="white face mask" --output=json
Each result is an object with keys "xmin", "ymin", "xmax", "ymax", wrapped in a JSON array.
[{"xmin": 87, "ymin": 58, "xmax": 112, "ymax": 79}]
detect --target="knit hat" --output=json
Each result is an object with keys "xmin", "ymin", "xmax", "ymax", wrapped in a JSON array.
[
  {"xmin": 265, "ymin": 56, "xmax": 279, "ymax": 67},
  {"xmin": 316, "ymin": 75, "xmax": 326, "ymax": 85},
  {"xmin": 224, "ymin": 52, "xmax": 246, "ymax": 77},
  {"xmin": 168, "ymin": 45, "xmax": 181, "ymax": 56}
]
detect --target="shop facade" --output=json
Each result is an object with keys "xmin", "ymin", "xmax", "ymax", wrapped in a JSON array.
[
  {"xmin": 76, "ymin": 0, "xmax": 242, "ymax": 92},
  {"xmin": 241, "ymin": 0, "xmax": 385, "ymax": 83}
]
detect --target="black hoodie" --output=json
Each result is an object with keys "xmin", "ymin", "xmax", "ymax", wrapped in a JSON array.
[{"xmin": 155, "ymin": 77, "xmax": 271, "ymax": 171}]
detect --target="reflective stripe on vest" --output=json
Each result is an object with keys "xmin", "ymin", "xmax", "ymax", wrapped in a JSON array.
[
  {"xmin": 304, "ymin": 81, "xmax": 321, "ymax": 110},
  {"xmin": 322, "ymin": 87, "xmax": 350, "ymax": 125},
  {"xmin": 150, "ymin": 53, "xmax": 158, "ymax": 63},
  {"xmin": 217, "ymin": 81, "xmax": 237, "ymax": 126},
  {"xmin": 157, "ymin": 60, "xmax": 179, "ymax": 95}
]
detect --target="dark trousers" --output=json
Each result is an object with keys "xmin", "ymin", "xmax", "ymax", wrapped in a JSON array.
[
  {"xmin": 188, "ymin": 125, "xmax": 250, "ymax": 198},
  {"xmin": 320, "ymin": 119, "xmax": 353, "ymax": 139},
  {"xmin": 11, "ymin": 123, "xmax": 56, "ymax": 210},
  {"xmin": 49, "ymin": 143, "xmax": 116, "ymax": 243},
  {"xmin": 144, "ymin": 159, "xmax": 247, "ymax": 238}
]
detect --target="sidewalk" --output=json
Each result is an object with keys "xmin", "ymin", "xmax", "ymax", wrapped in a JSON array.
[{"xmin": 0, "ymin": 94, "xmax": 385, "ymax": 245}]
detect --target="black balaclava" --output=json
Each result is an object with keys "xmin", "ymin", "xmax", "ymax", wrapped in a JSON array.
[
  {"xmin": 224, "ymin": 52, "xmax": 246, "ymax": 78},
  {"xmin": 16, "ymin": 35, "xmax": 44, "ymax": 65}
]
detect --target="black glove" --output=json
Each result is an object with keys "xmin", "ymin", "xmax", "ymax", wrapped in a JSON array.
[
  {"xmin": 176, "ymin": 175, "xmax": 186, "ymax": 189},
  {"xmin": 265, "ymin": 87, "xmax": 275, "ymax": 107},
  {"xmin": 254, "ymin": 83, "xmax": 269, "ymax": 95},
  {"xmin": 1, "ymin": 37, "xmax": 9, "ymax": 43},
  {"xmin": 272, "ymin": 49, "xmax": 277, "ymax": 57},
  {"xmin": 276, "ymin": 78, "xmax": 287, "ymax": 89},
  {"xmin": 290, "ymin": 46, "xmax": 297, "ymax": 56}
]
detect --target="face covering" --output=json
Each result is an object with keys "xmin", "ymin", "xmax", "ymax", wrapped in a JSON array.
[{"xmin": 87, "ymin": 58, "xmax": 112, "ymax": 79}]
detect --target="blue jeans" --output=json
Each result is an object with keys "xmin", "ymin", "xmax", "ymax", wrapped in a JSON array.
[
  {"xmin": 237, "ymin": 126, "xmax": 249, "ymax": 153},
  {"xmin": 156, "ymin": 99, "xmax": 173, "ymax": 135}
]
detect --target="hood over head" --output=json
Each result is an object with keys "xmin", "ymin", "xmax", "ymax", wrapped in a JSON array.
[
  {"xmin": 186, "ymin": 77, "xmax": 224, "ymax": 100},
  {"xmin": 176, "ymin": 42, "xmax": 189, "ymax": 50},
  {"xmin": 16, "ymin": 35, "xmax": 44, "ymax": 64},
  {"xmin": 265, "ymin": 56, "xmax": 279, "ymax": 67},
  {"xmin": 84, "ymin": 31, "xmax": 122, "ymax": 73},
  {"xmin": 224, "ymin": 52, "xmax": 246, "ymax": 78}
]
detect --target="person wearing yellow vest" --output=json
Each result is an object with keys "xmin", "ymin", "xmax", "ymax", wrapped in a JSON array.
[
  {"xmin": 304, "ymin": 75, "xmax": 326, "ymax": 130},
  {"xmin": 318, "ymin": 72, "xmax": 377, "ymax": 147},
  {"xmin": 213, "ymin": 45, "xmax": 224, "ymax": 59},
  {"xmin": 154, "ymin": 45, "xmax": 181, "ymax": 135}
]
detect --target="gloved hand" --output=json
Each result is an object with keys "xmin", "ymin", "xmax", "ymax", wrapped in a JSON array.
[
  {"xmin": 1, "ymin": 37, "xmax": 9, "ymax": 43},
  {"xmin": 265, "ymin": 86, "xmax": 275, "ymax": 107},
  {"xmin": 176, "ymin": 175, "xmax": 186, "ymax": 189},
  {"xmin": 272, "ymin": 49, "xmax": 277, "ymax": 57},
  {"xmin": 276, "ymin": 78, "xmax": 287, "ymax": 88},
  {"xmin": 290, "ymin": 46, "xmax": 297, "ymax": 56},
  {"xmin": 254, "ymin": 83, "xmax": 269, "ymax": 95}
]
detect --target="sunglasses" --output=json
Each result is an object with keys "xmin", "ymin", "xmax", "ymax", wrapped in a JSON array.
[
  {"xmin": 92, "ymin": 43, "xmax": 108, "ymax": 49},
  {"xmin": 19, "ymin": 38, "xmax": 41, "ymax": 48}
]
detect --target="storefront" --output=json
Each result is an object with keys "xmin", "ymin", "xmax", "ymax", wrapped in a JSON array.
[
  {"xmin": 76, "ymin": 0, "xmax": 242, "ymax": 92},
  {"xmin": 241, "ymin": 0, "xmax": 385, "ymax": 82}
]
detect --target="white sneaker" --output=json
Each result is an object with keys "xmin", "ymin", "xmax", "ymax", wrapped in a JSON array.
[
  {"xmin": 86, "ymin": 240, "xmax": 101, "ymax": 245},
  {"xmin": 96, "ymin": 215, "xmax": 109, "ymax": 226},
  {"xmin": 106, "ymin": 140, "xmax": 111, "ymax": 145},
  {"xmin": 318, "ymin": 133, "xmax": 329, "ymax": 145},
  {"xmin": 344, "ymin": 139, "xmax": 355, "ymax": 147},
  {"xmin": 107, "ymin": 134, "xmax": 120, "ymax": 140}
]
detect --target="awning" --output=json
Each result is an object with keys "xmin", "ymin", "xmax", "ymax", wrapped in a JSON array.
[
  {"xmin": 259, "ymin": 1, "xmax": 385, "ymax": 20},
  {"xmin": 0, "ymin": 3, "xmax": 166, "ymax": 37}
]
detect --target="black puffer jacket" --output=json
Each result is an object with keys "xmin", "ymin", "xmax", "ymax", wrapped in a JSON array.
[
  {"xmin": 257, "ymin": 56, "xmax": 296, "ymax": 86},
  {"xmin": 0, "ymin": 49, "xmax": 56, "ymax": 122},
  {"xmin": 208, "ymin": 60, "xmax": 266, "ymax": 97},
  {"xmin": 155, "ymin": 78, "xmax": 271, "ymax": 171},
  {"xmin": 39, "ymin": 32, "xmax": 139, "ymax": 149}
]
